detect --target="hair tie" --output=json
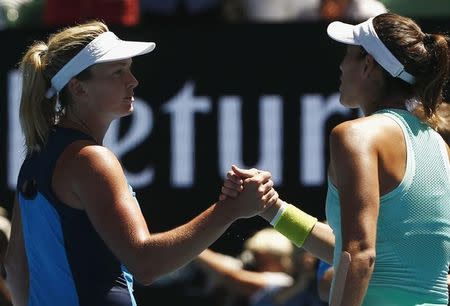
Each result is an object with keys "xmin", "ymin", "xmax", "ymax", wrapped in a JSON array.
[
  {"xmin": 423, "ymin": 33, "xmax": 434, "ymax": 46},
  {"xmin": 39, "ymin": 45, "xmax": 48, "ymax": 57}
]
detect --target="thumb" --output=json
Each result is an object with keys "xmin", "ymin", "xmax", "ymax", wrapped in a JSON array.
[{"xmin": 231, "ymin": 165, "xmax": 258, "ymax": 179}]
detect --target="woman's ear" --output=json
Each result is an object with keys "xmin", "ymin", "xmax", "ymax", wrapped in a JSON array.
[
  {"xmin": 67, "ymin": 78, "xmax": 88, "ymax": 100},
  {"xmin": 362, "ymin": 54, "xmax": 377, "ymax": 79}
]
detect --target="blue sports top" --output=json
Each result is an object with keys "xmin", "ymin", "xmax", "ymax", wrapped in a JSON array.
[
  {"xmin": 17, "ymin": 126, "xmax": 137, "ymax": 306},
  {"xmin": 326, "ymin": 109, "xmax": 450, "ymax": 306}
]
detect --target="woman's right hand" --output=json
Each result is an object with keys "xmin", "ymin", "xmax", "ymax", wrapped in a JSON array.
[
  {"xmin": 219, "ymin": 166, "xmax": 248, "ymax": 201},
  {"xmin": 218, "ymin": 165, "xmax": 279, "ymax": 219}
]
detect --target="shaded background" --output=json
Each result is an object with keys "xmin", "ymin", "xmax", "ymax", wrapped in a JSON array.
[{"xmin": 0, "ymin": 5, "xmax": 449, "ymax": 304}]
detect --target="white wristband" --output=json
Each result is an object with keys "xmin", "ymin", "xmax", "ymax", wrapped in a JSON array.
[{"xmin": 270, "ymin": 201, "xmax": 288, "ymax": 226}]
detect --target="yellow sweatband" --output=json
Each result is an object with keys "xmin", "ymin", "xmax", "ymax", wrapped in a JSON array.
[{"xmin": 273, "ymin": 204, "xmax": 318, "ymax": 247}]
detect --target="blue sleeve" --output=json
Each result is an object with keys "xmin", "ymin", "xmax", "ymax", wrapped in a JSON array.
[{"xmin": 316, "ymin": 260, "xmax": 332, "ymax": 280}]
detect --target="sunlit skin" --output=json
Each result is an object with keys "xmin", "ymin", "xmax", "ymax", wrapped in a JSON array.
[
  {"xmin": 85, "ymin": 59, "xmax": 138, "ymax": 117},
  {"xmin": 339, "ymin": 45, "xmax": 411, "ymax": 115},
  {"xmin": 221, "ymin": 40, "xmax": 450, "ymax": 305},
  {"xmin": 5, "ymin": 22, "xmax": 283, "ymax": 306},
  {"xmin": 6, "ymin": 54, "xmax": 279, "ymax": 305},
  {"xmin": 338, "ymin": 45, "xmax": 368, "ymax": 109},
  {"xmin": 60, "ymin": 58, "xmax": 138, "ymax": 145}
]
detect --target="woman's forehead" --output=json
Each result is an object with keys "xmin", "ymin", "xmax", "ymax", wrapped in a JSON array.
[
  {"xmin": 94, "ymin": 58, "xmax": 133, "ymax": 70},
  {"xmin": 347, "ymin": 45, "xmax": 360, "ymax": 52}
]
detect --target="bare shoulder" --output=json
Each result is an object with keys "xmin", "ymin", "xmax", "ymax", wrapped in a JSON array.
[
  {"xmin": 329, "ymin": 117, "xmax": 373, "ymax": 151},
  {"xmin": 72, "ymin": 141, "xmax": 120, "ymax": 169},
  {"xmin": 330, "ymin": 114, "xmax": 402, "ymax": 149},
  {"xmin": 55, "ymin": 140, "xmax": 128, "ymax": 208},
  {"xmin": 328, "ymin": 115, "xmax": 403, "ymax": 183},
  {"xmin": 68, "ymin": 141, "xmax": 127, "ymax": 189}
]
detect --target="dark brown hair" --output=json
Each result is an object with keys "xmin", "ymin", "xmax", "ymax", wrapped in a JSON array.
[{"xmin": 373, "ymin": 13, "xmax": 449, "ymax": 134}]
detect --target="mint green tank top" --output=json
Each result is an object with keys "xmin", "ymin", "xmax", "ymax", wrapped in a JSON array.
[{"xmin": 325, "ymin": 109, "xmax": 450, "ymax": 306}]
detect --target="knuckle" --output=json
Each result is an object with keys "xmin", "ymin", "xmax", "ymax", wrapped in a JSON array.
[
  {"xmin": 254, "ymin": 174, "xmax": 264, "ymax": 183},
  {"xmin": 261, "ymin": 171, "xmax": 271, "ymax": 178},
  {"xmin": 246, "ymin": 177, "xmax": 257, "ymax": 185}
]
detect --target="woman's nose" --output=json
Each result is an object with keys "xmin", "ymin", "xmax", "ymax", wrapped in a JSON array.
[{"xmin": 128, "ymin": 72, "xmax": 139, "ymax": 89}]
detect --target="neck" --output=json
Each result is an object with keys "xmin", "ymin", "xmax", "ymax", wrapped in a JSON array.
[
  {"xmin": 60, "ymin": 111, "xmax": 110, "ymax": 145},
  {"xmin": 361, "ymin": 94, "xmax": 409, "ymax": 116}
]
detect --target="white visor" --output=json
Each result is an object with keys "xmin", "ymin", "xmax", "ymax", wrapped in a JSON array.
[
  {"xmin": 45, "ymin": 31, "xmax": 156, "ymax": 98},
  {"xmin": 327, "ymin": 17, "xmax": 415, "ymax": 84}
]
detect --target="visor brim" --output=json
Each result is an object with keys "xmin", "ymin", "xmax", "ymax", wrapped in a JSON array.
[
  {"xmin": 96, "ymin": 41, "xmax": 156, "ymax": 63},
  {"xmin": 327, "ymin": 21, "xmax": 359, "ymax": 45}
]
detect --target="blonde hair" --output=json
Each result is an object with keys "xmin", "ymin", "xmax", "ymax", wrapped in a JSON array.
[
  {"xmin": 243, "ymin": 227, "xmax": 294, "ymax": 272},
  {"xmin": 19, "ymin": 21, "xmax": 108, "ymax": 154}
]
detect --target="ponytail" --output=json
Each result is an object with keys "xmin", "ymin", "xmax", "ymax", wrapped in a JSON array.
[
  {"xmin": 372, "ymin": 14, "xmax": 450, "ymax": 138},
  {"xmin": 18, "ymin": 21, "xmax": 109, "ymax": 154},
  {"xmin": 419, "ymin": 34, "xmax": 449, "ymax": 117},
  {"xmin": 413, "ymin": 34, "xmax": 450, "ymax": 137},
  {"xmin": 19, "ymin": 42, "xmax": 58, "ymax": 154},
  {"xmin": 414, "ymin": 102, "xmax": 450, "ymax": 145}
]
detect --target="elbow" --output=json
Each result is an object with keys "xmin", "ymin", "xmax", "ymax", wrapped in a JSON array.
[
  {"xmin": 121, "ymin": 254, "xmax": 157, "ymax": 286},
  {"xmin": 128, "ymin": 265, "xmax": 158, "ymax": 286},
  {"xmin": 358, "ymin": 248, "xmax": 376, "ymax": 266},
  {"xmin": 348, "ymin": 247, "xmax": 376, "ymax": 275},
  {"xmin": 121, "ymin": 241, "xmax": 163, "ymax": 286},
  {"xmin": 127, "ymin": 259, "xmax": 173, "ymax": 286},
  {"xmin": 130, "ymin": 272, "xmax": 155, "ymax": 286}
]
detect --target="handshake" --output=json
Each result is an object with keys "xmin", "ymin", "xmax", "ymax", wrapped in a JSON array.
[
  {"xmin": 217, "ymin": 165, "xmax": 318, "ymax": 250},
  {"xmin": 216, "ymin": 165, "xmax": 281, "ymax": 222}
]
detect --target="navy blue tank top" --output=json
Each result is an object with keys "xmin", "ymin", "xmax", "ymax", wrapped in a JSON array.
[{"xmin": 17, "ymin": 126, "xmax": 137, "ymax": 306}]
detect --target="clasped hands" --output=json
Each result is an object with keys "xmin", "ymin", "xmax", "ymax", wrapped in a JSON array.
[{"xmin": 219, "ymin": 165, "xmax": 279, "ymax": 218}]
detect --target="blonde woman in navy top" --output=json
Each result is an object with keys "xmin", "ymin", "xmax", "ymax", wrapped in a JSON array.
[
  {"xmin": 221, "ymin": 13, "xmax": 450, "ymax": 306},
  {"xmin": 5, "ymin": 21, "xmax": 279, "ymax": 306}
]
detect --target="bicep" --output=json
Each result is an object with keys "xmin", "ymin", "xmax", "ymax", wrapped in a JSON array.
[
  {"xmin": 330, "ymin": 124, "xmax": 380, "ymax": 251},
  {"xmin": 72, "ymin": 147, "xmax": 151, "ymax": 270}
]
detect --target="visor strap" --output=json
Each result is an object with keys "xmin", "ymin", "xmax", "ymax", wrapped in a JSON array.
[{"xmin": 360, "ymin": 18, "xmax": 416, "ymax": 84}]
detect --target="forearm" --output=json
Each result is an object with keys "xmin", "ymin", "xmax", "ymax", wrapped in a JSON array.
[
  {"xmin": 303, "ymin": 222, "xmax": 335, "ymax": 264},
  {"xmin": 260, "ymin": 199, "xmax": 335, "ymax": 264},
  {"xmin": 197, "ymin": 249, "xmax": 264, "ymax": 296},
  {"xmin": 135, "ymin": 201, "xmax": 236, "ymax": 284},
  {"xmin": 197, "ymin": 249, "xmax": 242, "ymax": 273},
  {"xmin": 338, "ymin": 250, "xmax": 375, "ymax": 306},
  {"xmin": 318, "ymin": 268, "xmax": 334, "ymax": 302}
]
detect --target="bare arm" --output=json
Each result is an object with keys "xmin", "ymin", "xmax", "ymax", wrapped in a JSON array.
[
  {"xmin": 224, "ymin": 166, "xmax": 335, "ymax": 264},
  {"xmin": 4, "ymin": 195, "xmax": 28, "ymax": 306},
  {"xmin": 196, "ymin": 249, "xmax": 281, "ymax": 298},
  {"xmin": 259, "ymin": 201, "xmax": 335, "ymax": 264},
  {"xmin": 328, "ymin": 121, "xmax": 379, "ymax": 306},
  {"xmin": 66, "ymin": 143, "xmax": 275, "ymax": 285},
  {"xmin": 318, "ymin": 266, "xmax": 334, "ymax": 302}
]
